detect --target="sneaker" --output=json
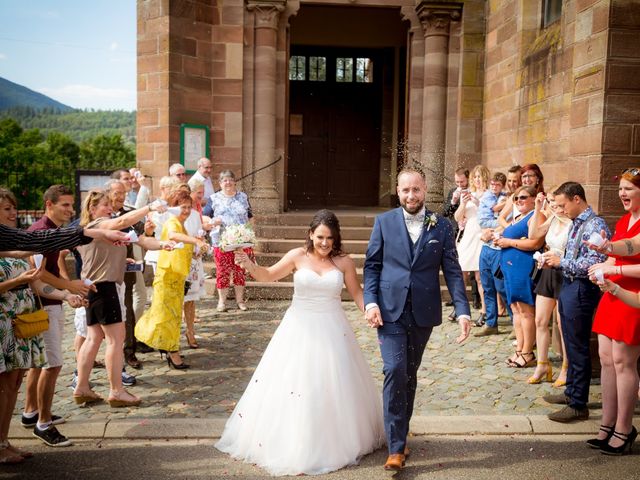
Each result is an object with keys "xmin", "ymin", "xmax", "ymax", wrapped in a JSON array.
[
  {"xmin": 121, "ymin": 369, "xmax": 137, "ymax": 387},
  {"xmin": 474, "ymin": 313, "xmax": 486, "ymax": 327},
  {"xmin": 474, "ymin": 325, "xmax": 499, "ymax": 337},
  {"xmin": 33, "ymin": 425, "xmax": 72, "ymax": 447},
  {"xmin": 547, "ymin": 405, "xmax": 589, "ymax": 423},
  {"xmin": 70, "ymin": 371, "xmax": 95, "ymax": 391},
  {"xmin": 542, "ymin": 393, "xmax": 570, "ymax": 405},
  {"xmin": 447, "ymin": 309, "xmax": 457, "ymax": 323},
  {"xmin": 21, "ymin": 413, "xmax": 65, "ymax": 429}
]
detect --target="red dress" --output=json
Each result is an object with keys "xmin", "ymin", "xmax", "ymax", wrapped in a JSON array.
[{"xmin": 592, "ymin": 213, "xmax": 640, "ymax": 345}]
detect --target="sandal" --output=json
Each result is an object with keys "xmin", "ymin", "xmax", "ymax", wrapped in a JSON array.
[
  {"xmin": 108, "ymin": 389, "xmax": 141, "ymax": 408},
  {"xmin": 505, "ymin": 351, "xmax": 521, "ymax": 367},
  {"xmin": 6, "ymin": 443, "xmax": 33, "ymax": 459},
  {"xmin": 513, "ymin": 352, "xmax": 536, "ymax": 368},
  {"xmin": 73, "ymin": 390, "xmax": 103, "ymax": 405},
  {"xmin": 0, "ymin": 445, "xmax": 23, "ymax": 464}
]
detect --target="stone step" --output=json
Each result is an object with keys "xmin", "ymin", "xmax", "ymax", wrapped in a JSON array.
[
  {"xmin": 255, "ymin": 238, "xmax": 370, "ymax": 254},
  {"xmin": 204, "ymin": 279, "xmax": 463, "ymax": 302},
  {"xmin": 254, "ymin": 224, "xmax": 373, "ymax": 241},
  {"xmin": 255, "ymin": 211, "xmax": 381, "ymax": 227}
]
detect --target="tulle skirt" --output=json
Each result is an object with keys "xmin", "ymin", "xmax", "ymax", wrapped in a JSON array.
[{"xmin": 215, "ymin": 298, "xmax": 385, "ymax": 476}]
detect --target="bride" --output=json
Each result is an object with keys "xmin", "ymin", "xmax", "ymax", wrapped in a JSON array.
[{"xmin": 215, "ymin": 209, "xmax": 385, "ymax": 476}]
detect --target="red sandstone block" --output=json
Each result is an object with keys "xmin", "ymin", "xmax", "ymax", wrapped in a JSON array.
[
  {"xmin": 600, "ymin": 155, "xmax": 633, "ymax": 180},
  {"xmin": 212, "ymin": 61, "xmax": 227, "ymax": 79},
  {"xmin": 211, "ymin": 112, "xmax": 226, "ymax": 130},
  {"xmin": 195, "ymin": 3, "xmax": 215, "ymax": 24},
  {"xmin": 139, "ymin": 38, "xmax": 158, "ymax": 56},
  {"xmin": 170, "ymin": 109, "xmax": 211, "ymax": 127},
  {"xmin": 213, "ymin": 95, "xmax": 242, "ymax": 113},
  {"xmin": 610, "ymin": 1, "xmax": 640, "ymax": 28},
  {"xmin": 634, "ymin": 126, "xmax": 640, "ymax": 155},
  {"xmin": 222, "ymin": 6, "xmax": 243, "ymax": 25},
  {"xmin": 605, "ymin": 94, "xmax": 640, "ymax": 123},
  {"xmin": 138, "ymin": 90, "xmax": 169, "ymax": 109},
  {"xmin": 576, "ymin": 0, "xmax": 599, "ymax": 13},
  {"xmin": 212, "ymin": 79, "xmax": 242, "ymax": 96},
  {"xmin": 138, "ymin": 54, "xmax": 169, "ymax": 74},
  {"xmin": 609, "ymin": 30, "xmax": 640, "ymax": 59},
  {"xmin": 170, "ymin": 37, "xmax": 197, "ymax": 57},
  {"xmin": 212, "ymin": 130, "xmax": 225, "ymax": 147},
  {"xmin": 199, "ymin": 43, "xmax": 225, "ymax": 62},
  {"xmin": 213, "ymin": 25, "xmax": 243, "ymax": 44},
  {"xmin": 569, "ymin": 125, "xmax": 603, "ymax": 155},
  {"xmin": 170, "ymin": 72, "xmax": 212, "ymax": 92},
  {"xmin": 183, "ymin": 56, "xmax": 213, "ymax": 77},
  {"xmin": 573, "ymin": 35, "xmax": 606, "ymax": 68},
  {"xmin": 574, "ymin": 68, "xmax": 604, "ymax": 96},
  {"xmin": 570, "ymin": 98, "xmax": 590, "ymax": 128},
  {"xmin": 138, "ymin": 0, "xmax": 160, "ymax": 21},
  {"xmin": 212, "ymin": 147, "xmax": 241, "ymax": 163},
  {"xmin": 607, "ymin": 63, "xmax": 640, "ymax": 91},
  {"xmin": 497, "ymin": 19, "xmax": 517, "ymax": 45},
  {"xmin": 603, "ymin": 125, "xmax": 632, "ymax": 154},
  {"xmin": 591, "ymin": 4, "xmax": 608, "ymax": 34},
  {"xmin": 136, "ymin": 144, "xmax": 154, "ymax": 162},
  {"xmin": 137, "ymin": 75, "xmax": 147, "ymax": 92},
  {"xmin": 173, "ymin": 20, "xmax": 213, "ymax": 42},
  {"xmin": 138, "ymin": 109, "xmax": 159, "ymax": 127},
  {"xmin": 146, "ymin": 73, "xmax": 160, "ymax": 91},
  {"xmin": 145, "ymin": 126, "xmax": 170, "ymax": 144}
]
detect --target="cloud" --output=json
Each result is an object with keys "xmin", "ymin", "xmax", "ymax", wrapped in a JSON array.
[
  {"xmin": 39, "ymin": 84, "xmax": 136, "ymax": 110},
  {"xmin": 0, "ymin": 53, "xmax": 6, "ymax": 60},
  {"xmin": 110, "ymin": 42, "xmax": 119, "ymax": 51}
]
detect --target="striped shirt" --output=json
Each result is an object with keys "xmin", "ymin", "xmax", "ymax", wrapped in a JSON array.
[{"xmin": 0, "ymin": 224, "xmax": 92, "ymax": 253}]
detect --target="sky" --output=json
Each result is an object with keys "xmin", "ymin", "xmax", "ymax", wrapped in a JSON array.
[{"xmin": 0, "ymin": 1, "xmax": 136, "ymax": 111}]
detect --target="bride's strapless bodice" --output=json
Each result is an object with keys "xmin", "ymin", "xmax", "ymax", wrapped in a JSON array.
[{"xmin": 291, "ymin": 268, "xmax": 343, "ymax": 307}]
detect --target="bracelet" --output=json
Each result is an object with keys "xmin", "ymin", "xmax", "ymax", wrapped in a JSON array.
[{"xmin": 144, "ymin": 232, "xmax": 154, "ymax": 237}]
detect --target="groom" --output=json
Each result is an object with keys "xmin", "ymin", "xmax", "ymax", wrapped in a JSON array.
[{"xmin": 364, "ymin": 168, "xmax": 471, "ymax": 471}]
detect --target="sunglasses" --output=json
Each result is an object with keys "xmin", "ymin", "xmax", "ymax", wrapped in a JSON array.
[
  {"xmin": 514, "ymin": 195, "xmax": 531, "ymax": 201},
  {"xmin": 622, "ymin": 168, "xmax": 640, "ymax": 177}
]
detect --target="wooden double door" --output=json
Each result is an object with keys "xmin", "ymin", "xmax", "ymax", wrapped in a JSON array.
[{"xmin": 287, "ymin": 47, "xmax": 382, "ymax": 207}]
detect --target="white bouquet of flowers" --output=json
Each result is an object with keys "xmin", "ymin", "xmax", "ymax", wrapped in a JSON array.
[{"xmin": 219, "ymin": 224, "xmax": 256, "ymax": 252}]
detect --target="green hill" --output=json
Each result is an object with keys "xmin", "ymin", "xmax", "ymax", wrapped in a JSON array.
[{"xmin": 0, "ymin": 76, "xmax": 73, "ymax": 112}]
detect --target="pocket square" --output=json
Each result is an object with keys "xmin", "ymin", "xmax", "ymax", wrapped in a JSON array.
[{"xmin": 428, "ymin": 239, "xmax": 440, "ymax": 244}]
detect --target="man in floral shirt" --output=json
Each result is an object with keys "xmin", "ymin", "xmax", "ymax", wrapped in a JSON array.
[{"xmin": 539, "ymin": 181, "xmax": 610, "ymax": 423}]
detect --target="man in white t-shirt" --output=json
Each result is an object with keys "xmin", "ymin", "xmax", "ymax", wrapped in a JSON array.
[{"xmin": 188, "ymin": 157, "xmax": 214, "ymax": 203}]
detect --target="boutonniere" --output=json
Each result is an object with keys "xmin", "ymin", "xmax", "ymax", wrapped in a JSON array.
[{"xmin": 424, "ymin": 213, "xmax": 438, "ymax": 231}]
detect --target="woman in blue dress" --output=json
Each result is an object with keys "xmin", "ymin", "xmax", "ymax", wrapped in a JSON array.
[{"xmin": 495, "ymin": 185, "xmax": 546, "ymax": 368}]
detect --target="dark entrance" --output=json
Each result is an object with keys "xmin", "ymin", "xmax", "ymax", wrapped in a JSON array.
[{"xmin": 287, "ymin": 47, "xmax": 383, "ymax": 207}]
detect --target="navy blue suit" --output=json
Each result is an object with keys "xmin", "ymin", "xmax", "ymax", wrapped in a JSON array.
[{"xmin": 364, "ymin": 207, "xmax": 469, "ymax": 453}]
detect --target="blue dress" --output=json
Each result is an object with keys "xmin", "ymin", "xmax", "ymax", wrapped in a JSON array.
[{"xmin": 500, "ymin": 211, "xmax": 535, "ymax": 305}]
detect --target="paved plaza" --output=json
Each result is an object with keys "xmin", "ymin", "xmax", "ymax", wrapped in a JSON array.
[{"xmin": 13, "ymin": 297, "xmax": 607, "ymax": 423}]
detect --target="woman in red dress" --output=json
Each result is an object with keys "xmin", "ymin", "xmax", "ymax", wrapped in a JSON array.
[{"xmin": 587, "ymin": 169, "xmax": 640, "ymax": 455}]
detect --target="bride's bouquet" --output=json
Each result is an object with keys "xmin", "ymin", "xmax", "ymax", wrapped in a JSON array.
[{"xmin": 219, "ymin": 223, "xmax": 256, "ymax": 252}]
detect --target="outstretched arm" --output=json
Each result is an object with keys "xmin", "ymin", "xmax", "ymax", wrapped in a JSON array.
[{"xmin": 235, "ymin": 248, "xmax": 299, "ymax": 282}]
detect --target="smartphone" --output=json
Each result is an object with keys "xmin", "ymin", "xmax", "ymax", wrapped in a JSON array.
[{"xmin": 125, "ymin": 262, "xmax": 144, "ymax": 272}]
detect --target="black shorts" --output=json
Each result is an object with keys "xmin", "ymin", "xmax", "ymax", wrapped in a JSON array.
[
  {"xmin": 534, "ymin": 268, "xmax": 563, "ymax": 300},
  {"xmin": 86, "ymin": 282, "xmax": 123, "ymax": 326}
]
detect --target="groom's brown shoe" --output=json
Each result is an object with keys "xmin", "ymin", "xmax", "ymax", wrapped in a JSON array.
[
  {"xmin": 384, "ymin": 454, "xmax": 405, "ymax": 471},
  {"xmin": 404, "ymin": 447, "xmax": 410, "ymax": 458}
]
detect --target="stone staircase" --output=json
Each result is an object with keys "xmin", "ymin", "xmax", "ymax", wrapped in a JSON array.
[{"xmin": 204, "ymin": 209, "xmax": 465, "ymax": 303}]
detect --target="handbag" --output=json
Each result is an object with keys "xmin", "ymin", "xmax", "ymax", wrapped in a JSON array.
[{"xmin": 13, "ymin": 293, "xmax": 49, "ymax": 339}]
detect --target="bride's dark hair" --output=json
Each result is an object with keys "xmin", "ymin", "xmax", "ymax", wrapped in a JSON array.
[{"xmin": 305, "ymin": 209, "xmax": 344, "ymax": 257}]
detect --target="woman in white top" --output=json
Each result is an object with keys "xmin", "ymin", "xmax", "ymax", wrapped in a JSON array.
[
  {"xmin": 527, "ymin": 190, "xmax": 572, "ymax": 385},
  {"xmin": 455, "ymin": 165, "xmax": 490, "ymax": 321}
]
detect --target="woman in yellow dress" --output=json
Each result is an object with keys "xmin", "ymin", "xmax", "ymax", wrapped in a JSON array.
[{"xmin": 135, "ymin": 189, "xmax": 208, "ymax": 369}]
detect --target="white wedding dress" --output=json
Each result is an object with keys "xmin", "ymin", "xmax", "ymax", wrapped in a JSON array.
[{"xmin": 215, "ymin": 268, "xmax": 385, "ymax": 476}]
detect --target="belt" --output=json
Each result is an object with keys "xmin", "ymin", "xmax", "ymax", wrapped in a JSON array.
[
  {"xmin": 563, "ymin": 274, "xmax": 589, "ymax": 283},
  {"xmin": 9, "ymin": 283, "xmax": 29, "ymax": 293}
]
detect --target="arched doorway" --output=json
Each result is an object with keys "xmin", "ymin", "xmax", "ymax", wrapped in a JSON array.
[{"xmin": 286, "ymin": 5, "xmax": 408, "ymax": 208}]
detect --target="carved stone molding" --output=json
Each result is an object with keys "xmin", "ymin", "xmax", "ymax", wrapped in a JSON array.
[
  {"xmin": 416, "ymin": 1, "xmax": 462, "ymax": 37},
  {"xmin": 246, "ymin": 0, "xmax": 286, "ymax": 29}
]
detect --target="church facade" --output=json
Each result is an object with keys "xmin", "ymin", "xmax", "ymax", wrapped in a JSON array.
[{"xmin": 136, "ymin": 0, "xmax": 640, "ymax": 220}]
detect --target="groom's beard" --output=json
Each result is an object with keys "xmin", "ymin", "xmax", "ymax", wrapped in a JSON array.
[{"xmin": 401, "ymin": 200, "xmax": 424, "ymax": 215}]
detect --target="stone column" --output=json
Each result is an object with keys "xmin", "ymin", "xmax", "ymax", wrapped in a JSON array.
[
  {"xmin": 416, "ymin": 1, "xmax": 462, "ymax": 204},
  {"xmin": 246, "ymin": 0, "xmax": 286, "ymax": 214}
]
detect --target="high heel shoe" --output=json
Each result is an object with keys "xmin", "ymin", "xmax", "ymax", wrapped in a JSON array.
[
  {"xmin": 527, "ymin": 361, "xmax": 553, "ymax": 384},
  {"xmin": 159, "ymin": 349, "xmax": 167, "ymax": 360},
  {"xmin": 553, "ymin": 363, "xmax": 569, "ymax": 388},
  {"xmin": 108, "ymin": 390, "xmax": 141, "ymax": 408},
  {"xmin": 186, "ymin": 332, "xmax": 199, "ymax": 349},
  {"xmin": 512, "ymin": 352, "xmax": 536, "ymax": 368},
  {"xmin": 600, "ymin": 426, "xmax": 637, "ymax": 455},
  {"xmin": 586, "ymin": 424, "xmax": 615, "ymax": 449},
  {"xmin": 167, "ymin": 352, "xmax": 190, "ymax": 370}
]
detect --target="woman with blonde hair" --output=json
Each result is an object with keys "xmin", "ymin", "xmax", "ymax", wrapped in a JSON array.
[
  {"xmin": 455, "ymin": 164, "xmax": 490, "ymax": 324},
  {"xmin": 135, "ymin": 189, "xmax": 209, "ymax": 369},
  {"xmin": 74, "ymin": 190, "xmax": 168, "ymax": 408}
]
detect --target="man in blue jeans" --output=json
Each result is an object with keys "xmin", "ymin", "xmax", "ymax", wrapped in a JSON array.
[
  {"xmin": 540, "ymin": 182, "xmax": 610, "ymax": 422},
  {"xmin": 475, "ymin": 172, "xmax": 511, "ymax": 336}
]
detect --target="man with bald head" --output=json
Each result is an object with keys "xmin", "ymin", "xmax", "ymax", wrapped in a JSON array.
[{"xmin": 189, "ymin": 157, "xmax": 214, "ymax": 201}]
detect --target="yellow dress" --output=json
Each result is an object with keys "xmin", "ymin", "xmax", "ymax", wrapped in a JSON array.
[{"xmin": 135, "ymin": 217, "xmax": 193, "ymax": 351}]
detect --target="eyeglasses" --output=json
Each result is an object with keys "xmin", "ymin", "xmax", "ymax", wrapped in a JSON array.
[
  {"xmin": 521, "ymin": 173, "xmax": 537, "ymax": 179},
  {"xmin": 514, "ymin": 195, "xmax": 531, "ymax": 201},
  {"xmin": 176, "ymin": 172, "xmax": 186, "ymax": 177},
  {"xmin": 622, "ymin": 168, "xmax": 640, "ymax": 177}
]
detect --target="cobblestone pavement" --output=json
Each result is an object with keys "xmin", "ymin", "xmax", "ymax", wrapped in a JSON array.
[{"xmin": 14, "ymin": 298, "xmax": 602, "ymax": 423}]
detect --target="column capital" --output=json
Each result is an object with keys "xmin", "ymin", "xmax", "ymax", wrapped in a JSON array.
[
  {"xmin": 246, "ymin": 0, "xmax": 286, "ymax": 29},
  {"xmin": 416, "ymin": 1, "xmax": 462, "ymax": 37}
]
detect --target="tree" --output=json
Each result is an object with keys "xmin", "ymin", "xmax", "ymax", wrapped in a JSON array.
[{"xmin": 79, "ymin": 133, "xmax": 135, "ymax": 170}]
